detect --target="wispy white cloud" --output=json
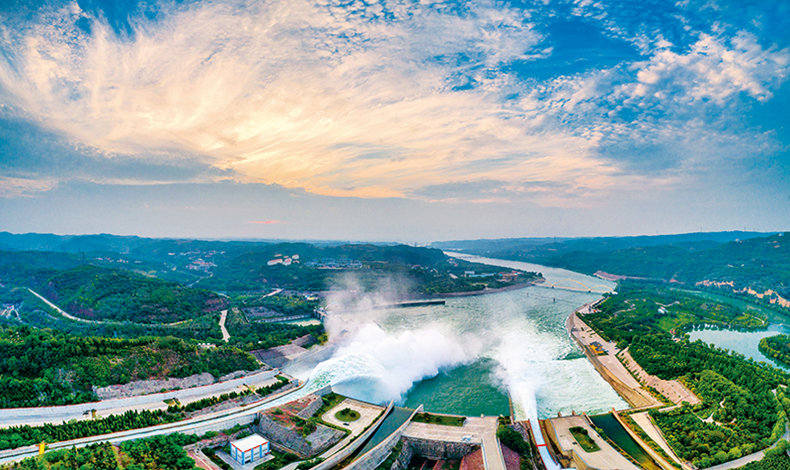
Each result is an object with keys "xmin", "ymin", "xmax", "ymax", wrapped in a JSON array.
[
  {"xmin": 0, "ymin": 0, "xmax": 787, "ymax": 208},
  {"xmin": 249, "ymin": 220, "xmax": 286, "ymax": 225},
  {"xmin": 0, "ymin": 176, "xmax": 58, "ymax": 197}
]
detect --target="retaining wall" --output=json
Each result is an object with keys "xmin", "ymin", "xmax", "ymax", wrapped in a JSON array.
[
  {"xmin": 542, "ymin": 419, "xmax": 595, "ymax": 470},
  {"xmin": 257, "ymin": 415, "xmax": 345, "ymax": 457},
  {"xmin": 403, "ymin": 437, "xmax": 479, "ymax": 461},
  {"xmin": 311, "ymin": 401, "xmax": 395, "ymax": 470},
  {"xmin": 345, "ymin": 406, "xmax": 422, "ymax": 470},
  {"xmin": 296, "ymin": 396, "xmax": 323, "ymax": 419},
  {"xmin": 392, "ymin": 443, "xmax": 414, "ymax": 470}
]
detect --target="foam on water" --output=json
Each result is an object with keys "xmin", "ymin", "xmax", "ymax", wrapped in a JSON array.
[
  {"xmin": 298, "ymin": 323, "xmax": 470, "ymax": 404},
  {"xmin": 279, "ymin": 255, "xmax": 627, "ymax": 422}
]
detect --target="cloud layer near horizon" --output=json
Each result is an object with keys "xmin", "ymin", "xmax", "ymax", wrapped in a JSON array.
[{"xmin": 0, "ymin": 0, "xmax": 789, "ymax": 238}]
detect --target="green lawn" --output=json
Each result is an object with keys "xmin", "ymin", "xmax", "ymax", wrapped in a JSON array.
[
  {"xmin": 411, "ymin": 412, "xmax": 466, "ymax": 427},
  {"xmin": 335, "ymin": 407, "xmax": 361, "ymax": 422},
  {"xmin": 569, "ymin": 426, "xmax": 601, "ymax": 453}
]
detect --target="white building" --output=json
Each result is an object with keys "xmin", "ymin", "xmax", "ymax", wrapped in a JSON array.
[{"xmin": 230, "ymin": 434, "xmax": 270, "ymax": 465}]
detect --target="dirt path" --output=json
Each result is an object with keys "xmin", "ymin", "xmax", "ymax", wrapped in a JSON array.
[
  {"xmin": 28, "ymin": 288, "xmax": 98, "ymax": 323},
  {"xmin": 219, "ymin": 309, "xmax": 230, "ymax": 342}
]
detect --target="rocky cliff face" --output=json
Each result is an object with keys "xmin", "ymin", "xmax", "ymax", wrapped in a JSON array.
[
  {"xmin": 402, "ymin": 437, "xmax": 479, "ymax": 460},
  {"xmin": 390, "ymin": 437, "xmax": 479, "ymax": 470},
  {"xmin": 256, "ymin": 415, "xmax": 344, "ymax": 458}
]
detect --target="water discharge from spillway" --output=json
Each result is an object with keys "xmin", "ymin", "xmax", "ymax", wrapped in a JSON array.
[{"xmin": 288, "ymin": 254, "xmax": 627, "ymax": 421}]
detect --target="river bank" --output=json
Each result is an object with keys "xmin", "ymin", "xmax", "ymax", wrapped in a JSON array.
[
  {"xmin": 561, "ymin": 300, "xmax": 711, "ymax": 470},
  {"xmin": 565, "ymin": 307, "xmax": 660, "ymax": 409}
]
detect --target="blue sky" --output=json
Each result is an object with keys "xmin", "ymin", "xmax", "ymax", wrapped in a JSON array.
[{"xmin": 0, "ymin": 0, "xmax": 788, "ymax": 242}]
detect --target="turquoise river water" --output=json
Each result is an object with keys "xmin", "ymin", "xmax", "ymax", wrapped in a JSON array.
[
  {"xmin": 689, "ymin": 324, "xmax": 790, "ymax": 372},
  {"xmin": 284, "ymin": 254, "xmax": 628, "ymax": 422}
]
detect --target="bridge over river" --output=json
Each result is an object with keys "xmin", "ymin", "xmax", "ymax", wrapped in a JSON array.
[{"xmin": 536, "ymin": 278, "xmax": 615, "ymax": 294}]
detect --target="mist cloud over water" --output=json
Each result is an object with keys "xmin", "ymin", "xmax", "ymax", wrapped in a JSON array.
[
  {"xmin": 306, "ymin": 323, "xmax": 471, "ymax": 404},
  {"xmin": 299, "ymin": 262, "xmax": 625, "ymax": 417}
]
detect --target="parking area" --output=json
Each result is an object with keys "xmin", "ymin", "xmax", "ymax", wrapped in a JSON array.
[{"xmin": 321, "ymin": 398, "xmax": 385, "ymax": 436}]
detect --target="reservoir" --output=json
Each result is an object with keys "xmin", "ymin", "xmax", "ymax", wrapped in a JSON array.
[
  {"xmin": 688, "ymin": 324, "xmax": 790, "ymax": 372},
  {"xmin": 298, "ymin": 254, "xmax": 628, "ymax": 421}
]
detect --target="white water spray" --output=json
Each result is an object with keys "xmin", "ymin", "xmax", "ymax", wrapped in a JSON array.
[
  {"xmin": 292, "ymin": 260, "xmax": 625, "ymax": 422},
  {"xmin": 304, "ymin": 323, "xmax": 470, "ymax": 403}
]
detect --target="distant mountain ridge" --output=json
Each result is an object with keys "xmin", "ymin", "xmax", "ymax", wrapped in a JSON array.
[
  {"xmin": 429, "ymin": 231, "xmax": 771, "ymax": 256},
  {"xmin": 432, "ymin": 231, "xmax": 790, "ymax": 303}
]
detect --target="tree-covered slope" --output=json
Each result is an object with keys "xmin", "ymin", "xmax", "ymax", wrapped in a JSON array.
[
  {"xmin": 543, "ymin": 233, "xmax": 790, "ymax": 297},
  {"xmin": 0, "ymin": 325, "xmax": 260, "ymax": 407},
  {"xmin": 35, "ymin": 265, "xmax": 227, "ymax": 323}
]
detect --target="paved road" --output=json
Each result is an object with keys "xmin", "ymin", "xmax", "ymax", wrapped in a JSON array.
[
  {"xmin": 28, "ymin": 288, "xmax": 96, "ymax": 323},
  {"xmin": 0, "ymin": 369, "xmax": 281, "ymax": 427},
  {"xmin": 0, "ymin": 381, "xmax": 312, "ymax": 465},
  {"xmin": 550, "ymin": 415, "xmax": 640, "ymax": 470},
  {"xmin": 568, "ymin": 312, "xmax": 661, "ymax": 408},
  {"xmin": 568, "ymin": 313, "xmax": 640, "ymax": 389},
  {"xmin": 631, "ymin": 412, "xmax": 688, "ymax": 469},
  {"xmin": 706, "ymin": 451, "xmax": 765, "ymax": 470},
  {"xmin": 320, "ymin": 398, "xmax": 383, "ymax": 436},
  {"xmin": 317, "ymin": 399, "xmax": 386, "ymax": 459}
]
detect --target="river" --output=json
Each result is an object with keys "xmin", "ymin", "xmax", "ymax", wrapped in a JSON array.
[{"xmin": 281, "ymin": 254, "xmax": 627, "ymax": 422}]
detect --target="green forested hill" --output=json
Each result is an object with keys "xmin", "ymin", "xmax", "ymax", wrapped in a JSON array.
[
  {"xmin": 35, "ymin": 265, "xmax": 227, "ymax": 323},
  {"xmin": 0, "ymin": 251, "xmax": 228, "ymax": 323},
  {"xmin": 0, "ymin": 326, "xmax": 259, "ymax": 407},
  {"xmin": 196, "ymin": 242, "xmax": 535, "ymax": 293},
  {"xmin": 541, "ymin": 233, "xmax": 790, "ymax": 298}
]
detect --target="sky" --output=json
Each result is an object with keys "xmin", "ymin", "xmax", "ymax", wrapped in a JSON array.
[{"xmin": 0, "ymin": 0, "xmax": 788, "ymax": 242}]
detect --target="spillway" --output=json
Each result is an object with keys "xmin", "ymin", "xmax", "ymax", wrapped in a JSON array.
[
  {"xmin": 268, "ymin": 254, "xmax": 628, "ymax": 470},
  {"xmin": 530, "ymin": 418, "xmax": 561, "ymax": 470}
]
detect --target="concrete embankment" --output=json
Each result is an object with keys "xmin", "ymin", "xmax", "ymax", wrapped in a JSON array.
[
  {"xmin": 566, "ymin": 308, "xmax": 659, "ymax": 409},
  {"xmin": 610, "ymin": 410, "xmax": 678, "ymax": 470},
  {"xmin": 0, "ymin": 379, "xmax": 308, "ymax": 465}
]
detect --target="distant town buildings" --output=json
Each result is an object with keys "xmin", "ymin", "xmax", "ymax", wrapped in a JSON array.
[
  {"xmin": 187, "ymin": 259, "xmax": 216, "ymax": 271},
  {"xmin": 499, "ymin": 271, "xmax": 520, "ymax": 282},
  {"xmin": 463, "ymin": 270, "xmax": 495, "ymax": 278},
  {"xmin": 268, "ymin": 254, "xmax": 300, "ymax": 266}
]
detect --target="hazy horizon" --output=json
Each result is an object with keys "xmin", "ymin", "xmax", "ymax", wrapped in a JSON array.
[{"xmin": 0, "ymin": 228, "xmax": 778, "ymax": 246}]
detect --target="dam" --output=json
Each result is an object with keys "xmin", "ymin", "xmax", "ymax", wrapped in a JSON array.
[
  {"xmin": 287, "ymin": 253, "xmax": 626, "ymax": 422},
  {"xmin": 268, "ymin": 254, "xmax": 628, "ymax": 470}
]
